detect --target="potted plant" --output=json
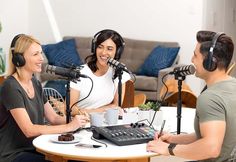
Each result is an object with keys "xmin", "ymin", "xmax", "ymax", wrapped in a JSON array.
[
  {"xmin": 138, "ymin": 101, "xmax": 163, "ymax": 127},
  {"xmin": 0, "ymin": 48, "xmax": 5, "ymax": 74},
  {"xmin": 0, "ymin": 21, "xmax": 5, "ymax": 75}
]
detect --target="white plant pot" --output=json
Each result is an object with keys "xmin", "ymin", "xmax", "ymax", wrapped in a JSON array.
[
  {"xmin": 138, "ymin": 110, "xmax": 150, "ymax": 122},
  {"xmin": 149, "ymin": 110, "xmax": 163, "ymax": 128}
]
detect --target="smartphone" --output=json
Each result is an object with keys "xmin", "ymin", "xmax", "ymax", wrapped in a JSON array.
[{"xmin": 75, "ymin": 143, "xmax": 102, "ymax": 148}]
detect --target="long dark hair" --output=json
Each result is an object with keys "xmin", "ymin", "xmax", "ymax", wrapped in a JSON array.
[{"xmin": 85, "ymin": 29, "xmax": 125, "ymax": 72}]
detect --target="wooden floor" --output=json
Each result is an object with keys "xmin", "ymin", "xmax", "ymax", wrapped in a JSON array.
[{"xmin": 151, "ymin": 156, "xmax": 190, "ymax": 162}]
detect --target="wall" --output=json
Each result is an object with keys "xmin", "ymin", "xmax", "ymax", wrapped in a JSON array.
[
  {"xmin": 1, "ymin": 0, "xmax": 204, "ymax": 95},
  {"xmin": 29, "ymin": 0, "xmax": 204, "ymax": 95},
  {"xmin": 0, "ymin": 0, "xmax": 29, "ymax": 54}
]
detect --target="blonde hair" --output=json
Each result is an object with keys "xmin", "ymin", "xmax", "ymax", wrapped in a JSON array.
[{"xmin": 7, "ymin": 34, "xmax": 41, "ymax": 76}]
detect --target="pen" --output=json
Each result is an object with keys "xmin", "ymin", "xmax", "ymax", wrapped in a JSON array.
[
  {"xmin": 75, "ymin": 143, "xmax": 102, "ymax": 148},
  {"xmin": 158, "ymin": 120, "xmax": 166, "ymax": 138}
]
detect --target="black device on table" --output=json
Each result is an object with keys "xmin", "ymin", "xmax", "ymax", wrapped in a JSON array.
[{"xmin": 91, "ymin": 123, "xmax": 155, "ymax": 146}]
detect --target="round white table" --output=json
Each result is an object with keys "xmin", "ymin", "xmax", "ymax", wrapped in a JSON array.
[{"xmin": 33, "ymin": 106, "xmax": 196, "ymax": 162}]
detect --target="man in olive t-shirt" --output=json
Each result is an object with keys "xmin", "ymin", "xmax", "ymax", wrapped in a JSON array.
[{"xmin": 147, "ymin": 31, "xmax": 236, "ymax": 162}]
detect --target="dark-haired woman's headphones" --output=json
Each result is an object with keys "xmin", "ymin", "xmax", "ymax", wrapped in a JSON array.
[
  {"xmin": 203, "ymin": 32, "xmax": 225, "ymax": 71},
  {"xmin": 91, "ymin": 29, "xmax": 125, "ymax": 60},
  {"xmin": 10, "ymin": 34, "xmax": 26, "ymax": 67}
]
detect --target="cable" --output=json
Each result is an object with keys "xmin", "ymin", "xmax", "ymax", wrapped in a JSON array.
[
  {"xmin": 70, "ymin": 76, "xmax": 94, "ymax": 111},
  {"xmin": 90, "ymin": 136, "xmax": 107, "ymax": 148},
  {"xmin": 148, "ymin": 73, "xmax": 169, "ymax": 128}
]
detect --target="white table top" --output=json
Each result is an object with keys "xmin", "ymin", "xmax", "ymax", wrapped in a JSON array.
[
  {"xmin": 33, "ymin": 106, "xmax": 196, "ymax": 161},
  {"xmin": 33, "ymin": 130, "xmax": 157, "ymax": 160}
]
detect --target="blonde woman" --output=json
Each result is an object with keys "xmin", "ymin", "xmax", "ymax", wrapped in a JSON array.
[{"xmin": 0, "ymin": 34, "xmax": 88, "ymax": 162}]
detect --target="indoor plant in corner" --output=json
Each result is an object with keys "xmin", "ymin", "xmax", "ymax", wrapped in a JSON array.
[
  {"xmin": 138, "ymin": 101, "xmax": 163, "ymax": 128},
  {"xmin": 0, "ymin": 21, "xmax": 6, "ymax": 75}
]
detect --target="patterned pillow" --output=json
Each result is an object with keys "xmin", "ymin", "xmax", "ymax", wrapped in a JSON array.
[{"xmin": 137, "ymin": 46, "xmax": 180, "ymax": 77}]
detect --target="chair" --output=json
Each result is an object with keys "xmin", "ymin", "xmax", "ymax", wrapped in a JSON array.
[
  {"xmin": 160, "ymin": 79, "xmax": 197, "ymax": 108},
  {"xmin": 43, "ymin": 87, "xmax": 65, "ymax": 116},
  {"xmin": 122, "ymin": 80, "xmax": 147, "ymax": 108},
  {"xmin": 134, "ymin": 93, "xmax": 147, "ymax": 107},
  {"xmin": 227, "ymin": 61, "xmax": 236, "ymax": 75},
  {"xmin": 122, "ymin": 80, "xmax": 134, "ymax": 108}
]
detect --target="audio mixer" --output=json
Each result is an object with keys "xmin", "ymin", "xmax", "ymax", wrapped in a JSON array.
[{"xmin": 92, "ymin": 123, "xmax": 155, "ymax": 146}]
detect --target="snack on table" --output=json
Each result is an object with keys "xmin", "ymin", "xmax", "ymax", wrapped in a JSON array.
[{"xmin": 58, "ymin": 133, "xmax": 75, "ymax": 141}]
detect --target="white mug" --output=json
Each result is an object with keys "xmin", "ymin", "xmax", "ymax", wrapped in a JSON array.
[
  {"xmin": 104, "ymin": 108, "xmax": 119, "ymax": 125},
  {"xmin": 89, "ymin": 112, "xmax": 104, "ymax": 127}
]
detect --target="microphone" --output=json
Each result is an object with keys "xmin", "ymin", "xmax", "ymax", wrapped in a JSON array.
[
  {"xmin": 169, "ymin": 65, "xmax": 196, "ymax": 77},
  {"xmin": 45, "ymin": 65, "xmax": 88, "ymax": 79},
  {"xmin": 107, "ymin": 58, "xmax": 132, "ymax": 74}
]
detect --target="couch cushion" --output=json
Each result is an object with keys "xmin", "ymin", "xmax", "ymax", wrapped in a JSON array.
[
  {"xmin": 137, "ymin": 46, "xmax": 180, "ymax": 77},
  {"xmin": 42, "ymin": 39, "xmax": 83, "ymax": 97},
  {"xmin": 134, "ymin": 75, "xmax": 158, "ymax": 91}
]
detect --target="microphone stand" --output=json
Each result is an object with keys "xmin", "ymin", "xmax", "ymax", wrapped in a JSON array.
[
  {"xmin": 174, "ymin": 74, "xmax": 186, "ymax": 134},
  {"xmin": 65, "ymin": 80, "xmax": 71, "ymax": 124},
  {"xmin": 115, "ymin": 68, "xmax": 123, "ymax": 107}
]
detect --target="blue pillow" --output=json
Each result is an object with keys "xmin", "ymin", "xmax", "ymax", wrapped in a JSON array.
[
  {"xmin": 42, "ymin": 39, "xmax": 83, "ymax": 97},
  {"xmin": 137, "ymin": 46, "xmax": 180, "ymax": 77},
  {"xmin": 42, "ymin": 39, "xmax": 83, "ymax": 67}
]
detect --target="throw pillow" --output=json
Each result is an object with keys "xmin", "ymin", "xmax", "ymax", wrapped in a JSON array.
[
  {"xmin": 42, "ymin": 39, "xmax": 83, "ymax": 97},
  {"xmin": 137, "ymin": 46, "xmax": 180, "ymax": 77},
  {"xmin": 42, "ymin": 39, "xmax": 83, "ymax": 67}
]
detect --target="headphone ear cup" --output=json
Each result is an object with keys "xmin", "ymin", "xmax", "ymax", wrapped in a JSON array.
[
  {"xmin": 209, "ymin": 56, "xmax": 217, "ymax": 71},
  {"xmin": 203, "ymin": 55, "xmax": 217, "ymax": 71},
  {"xmin": 115, "ymin": 46, "xmax": 124, "ymax": 60},
  {"xmin": 91, "ymin": 38, "xmax": 96, "ymax": 54},
  {"xmin": 12, "ymin": 53, "xmax": 26, "ymax": 67}
]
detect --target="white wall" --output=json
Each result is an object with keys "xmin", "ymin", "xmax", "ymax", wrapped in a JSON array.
[
  {"xmin": 28, "ymin": 0, "xmax": 204, "ymax": 95},
  {"xmin": 0, "ymin": 0, "xmax": 204, "ymax": 95},
  {"xmin": 0, "ymin": 0, "xmax": 29, "ymax": 53}
]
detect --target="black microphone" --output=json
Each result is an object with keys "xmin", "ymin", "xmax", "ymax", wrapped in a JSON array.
[
  {"xmin": 107, "ymin": 58, "xmax": 132, "ymax": 74},
  {"xmin": 169, "ymin": 65, "xmax": 196, "ymax": 76},
  {"xmin": 45, "ymin": 65, "xmax": 88, "ymax": 79}
]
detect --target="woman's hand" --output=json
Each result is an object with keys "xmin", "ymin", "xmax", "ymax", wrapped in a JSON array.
[{"xmin": 69, "ymin": 115, "xmax": 89, "ymax": 131}]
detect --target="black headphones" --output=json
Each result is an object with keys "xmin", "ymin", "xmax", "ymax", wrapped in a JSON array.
[
  {"xmin": 203, "ymin": 32, "xmax": 225, "ymax": 71},
  {"xmin": 11, "ymin": 34, "xmax": 26, "ymax": 67},
  {"xmin": 91, "ymin": 29, "xmax": 125, "ymax": 60}
]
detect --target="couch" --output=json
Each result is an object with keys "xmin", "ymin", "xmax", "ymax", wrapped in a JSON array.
[{"xmin": 40, "ymin": 36, "xmax": 180, "ymax": 101}]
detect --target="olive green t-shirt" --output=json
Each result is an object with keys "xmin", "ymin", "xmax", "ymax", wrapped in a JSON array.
[
  {"xmin": 194, "ymin": 77, "xmax": 236, "ymax": 162},
  {"xmin": 0, "ymin": 76, "xmax": 47, "ymax": 162}
]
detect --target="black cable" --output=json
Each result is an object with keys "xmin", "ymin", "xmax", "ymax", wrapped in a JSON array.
[
  {"xmin": 148, "ymin": 73, "xmax": 169, "ymax": 128},
  {"xmin": 90, "ymin": 136, "xmax": 107, "ymax": 148},
  {"xmin": 70, "ymin": 76, "xmax": 94, "ymax": 110}
]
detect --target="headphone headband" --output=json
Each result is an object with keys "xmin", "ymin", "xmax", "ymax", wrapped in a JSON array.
[
  {"xmin": 92, "ymin": 29, "xmax": 125, "ymax": 46},
  {"xmin": 209, "ymin": 32, "xmax": 225, "ymax": 55},
  {"xmin": 203, "ymin": 32, "xmax": 225, "ymax": 71},
  {"xmin": 91, "ymin": 29, "xmax": 125, "ymax": 60}
]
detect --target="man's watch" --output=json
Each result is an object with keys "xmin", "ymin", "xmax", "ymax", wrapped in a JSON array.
[{"xmin": 168, "ymin": 143, "xmax": 177, "ymax": 155}]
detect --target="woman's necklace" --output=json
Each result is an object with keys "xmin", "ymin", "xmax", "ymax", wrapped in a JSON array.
[{"xmin": 15, "ymin": 72, "xmax": 33, "ymax": 96}]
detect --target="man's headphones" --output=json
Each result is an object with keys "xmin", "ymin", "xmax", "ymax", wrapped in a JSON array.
[
  {"xmin": 91, "ymin": 29, "xmax": 125, "ymax": 60},
  {"xmin": 203, "ymin": 32, "xmax": 225, "ymax": 71},
  {"xmin": 11, "ymin": 34, "xmax": 26, "ymax": 67}
]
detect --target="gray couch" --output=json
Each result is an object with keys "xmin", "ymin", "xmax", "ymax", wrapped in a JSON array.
[{"xmin": 40, "ymin": 36, "xmax": 180, "ymax": 101}]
